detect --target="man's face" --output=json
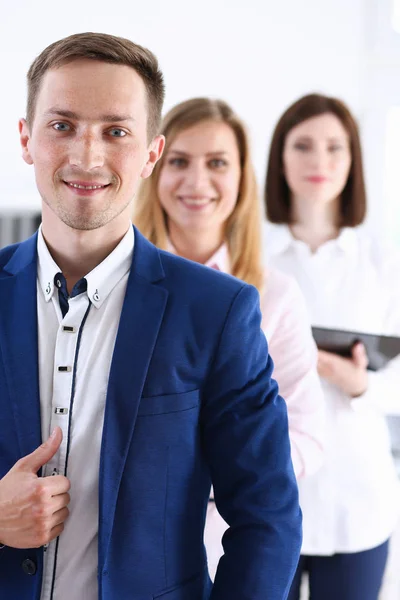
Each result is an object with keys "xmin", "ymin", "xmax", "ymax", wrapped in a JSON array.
[{"xmin": 19, "ymin": 59, "xmax": 164, "ymax": 232}]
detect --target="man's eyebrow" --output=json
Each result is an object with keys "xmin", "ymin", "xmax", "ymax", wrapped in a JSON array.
[{"xmin": 43, "ymin": 108, "xmax": 135, "ymax": 123}]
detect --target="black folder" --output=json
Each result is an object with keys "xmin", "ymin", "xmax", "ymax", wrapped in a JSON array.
[{"xmin": 312, "ymin": 327, "xmax": 400, "ymax": 372}]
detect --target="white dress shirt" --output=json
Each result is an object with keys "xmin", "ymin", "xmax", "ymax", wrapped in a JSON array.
[
  {"xmin": 37, "ymin": 226, "xmax": 134, "ymax": 600},
  {"xmin": 169, "ymin": 243, "xmax": 325, "ymax": 578},
  {"xmin": 264, "ymin": 223, "xmax": 400, "ymax": 555}
]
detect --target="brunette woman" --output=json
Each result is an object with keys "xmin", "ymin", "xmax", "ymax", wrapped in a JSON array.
[{"xmin": 264, "ymin": 93, "xmax": 400, "ymax": 600}]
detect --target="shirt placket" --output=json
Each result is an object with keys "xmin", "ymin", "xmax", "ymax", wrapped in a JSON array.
[{"xmin": 40, "ymin": 292, "xmax": 90, "ymax": 600}]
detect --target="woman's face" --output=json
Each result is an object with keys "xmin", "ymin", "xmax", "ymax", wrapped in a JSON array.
[
  {"xmin": 157, "ymin": 120, "xmax": 241, "ymax": 242},
  {"xmin": 282, "ymin": 113, "xmax": 352, "ymax": 209}
]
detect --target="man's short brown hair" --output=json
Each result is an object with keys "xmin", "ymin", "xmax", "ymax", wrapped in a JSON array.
[{"xmin": 26, "ymin": 32, "xmax": 165, "ymax": 139}]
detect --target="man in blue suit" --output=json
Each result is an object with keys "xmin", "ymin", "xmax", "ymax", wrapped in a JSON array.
[{"xmin": 0, "ymin": 33, "xmax": 301, "ymax": 599}]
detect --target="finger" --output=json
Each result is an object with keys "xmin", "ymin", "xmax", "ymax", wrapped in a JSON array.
[
  {"xmin": 317, "ymin": 362, "xmax": 330, "ymax": 378},
  {"xmin": 352, "ymin": 342, "xmax": 368, "ymax": 368},
  {"xmin": 318, "ymin": 353, "xmax": 338, "ymax": 378},
  {"xmin": 47, "ymin": 523, "xmax": 65, "ymax": 544},
  {"xmin": 319, "ymin": 348, "xmax": 347, "ymax": 362},
  {"xmin": 318, "ymin": 351, "xmax": 335, "ymax": 368},
  {"xmin": 17, "ymin": 427, "xmax": 63, "ymax": 474},
  {"xmin": 318, "ymin": 353, "xmax": 329, "ymax": 366},
  {"xmin": 51, "ymin": 493, "xmax": 70, "ymax": 513},
  {"xmin": 42, "ymin": 475, "xmax": 71, "ymax": 495},
  {"xmin": 51, "ymin": 507, "xmax": 69, "ymax": 529}
]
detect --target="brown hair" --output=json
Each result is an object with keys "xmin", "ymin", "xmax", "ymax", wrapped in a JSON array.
[
  {"xmin": 265, "ymin": 93, "xmax": 366, "ymax": 226},
  {"xmin": 133, "ymin": 97, "xmax": 264, "ymax": 292},
  {"xmin": 26, "ymin": 32, "xmax": 165, "ymax": 139}
]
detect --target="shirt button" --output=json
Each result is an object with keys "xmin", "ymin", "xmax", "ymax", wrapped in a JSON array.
[{"xmin": 21, "ymin": 558, "xmax": 37, "ymax": 575}]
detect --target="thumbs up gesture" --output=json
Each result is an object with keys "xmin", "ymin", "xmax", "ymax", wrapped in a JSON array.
[{"xmin": 0, "ymin": 427, "xmax": 70, "ymax": 549}]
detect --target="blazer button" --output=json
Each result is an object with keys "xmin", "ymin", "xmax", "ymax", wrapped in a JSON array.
[{"xmin": 22, "ymin": 558, "xmax": 37, "ymax": 575}]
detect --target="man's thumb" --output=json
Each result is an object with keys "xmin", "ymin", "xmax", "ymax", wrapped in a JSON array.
[{"xmin": 18, "ymin": 427, "xmax": 62, "ymax": 473}]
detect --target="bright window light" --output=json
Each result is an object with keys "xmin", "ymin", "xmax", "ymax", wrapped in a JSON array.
[
  {"xmin": 393, "ymin": 0, "xmax": 400, "ymax": 33},
  {"xmin": 385, "ymin": 107, "xmax": 400, "ymax": 244}
]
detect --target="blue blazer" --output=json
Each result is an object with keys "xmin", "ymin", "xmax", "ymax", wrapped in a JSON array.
[{"xmin": 0, "ymin": 227, "xmax": 301, "ymax": 600}]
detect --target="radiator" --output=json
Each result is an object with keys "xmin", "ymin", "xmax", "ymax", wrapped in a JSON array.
[{"xmin": 0, "ymin": 213, "xmax": 41, "ymax": 247}]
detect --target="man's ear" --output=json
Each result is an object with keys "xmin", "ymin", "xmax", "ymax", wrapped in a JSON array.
[
  {"xmin": 19, "ymin": 119, "xmax": 34, "ymax": 165},
  {"xmin": 141, "ymin": 135, "xmax": 165, "ymax": 179}
]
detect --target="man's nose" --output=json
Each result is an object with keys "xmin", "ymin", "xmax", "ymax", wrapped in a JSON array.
[{"xmin": 69, "ymin": 133, "xmax": 105, "ymax": 170}]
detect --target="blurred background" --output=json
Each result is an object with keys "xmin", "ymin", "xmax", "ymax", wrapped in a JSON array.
[
  {"xmin": 1, "ymin": 1, "xmax": 400, "ymax": 597},
  {"xmin": 0, "ymin": 0, "xmax": 399, "ymax": 244}
]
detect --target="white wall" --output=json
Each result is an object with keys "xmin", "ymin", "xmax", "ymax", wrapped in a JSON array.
[{"xmin": 0, "ymin": 0, "xmax": 369, "ymax": 216}]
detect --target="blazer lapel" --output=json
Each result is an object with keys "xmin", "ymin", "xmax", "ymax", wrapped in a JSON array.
[
  {"xmin": 0, "ymin": 234, "xmax": 42, "ymax": 458},
  {"xmin": 98, "ymin": 228, "xmax": 168, "ymax": 570}
]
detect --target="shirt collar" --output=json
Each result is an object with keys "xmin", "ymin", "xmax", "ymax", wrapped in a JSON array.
[
  {"xmin": 265, "ymin": 224, "xmax": 294, "ymax": 257},
  {"xmin": 37, "ymin": 225, "xmax": 134, "ymax": 308},
  {"xmin": 265, "ymin": 223, "xmax": 358, "ymax": 258},
  {"xmin": 37, "ymin": 228, "xmax": 62, "ymax": 302},
  {"xmin": 334, "ymin": 227, "xmax": 358, "ymax": 255},
  {"xmin": 166, "ymin": 240, "xmax": 231, "ymax": 273}
]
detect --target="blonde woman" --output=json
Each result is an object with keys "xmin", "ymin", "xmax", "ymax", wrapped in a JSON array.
[{"xmin": 134, "ymin": 97, "xmax": 324, "ymax": 578}]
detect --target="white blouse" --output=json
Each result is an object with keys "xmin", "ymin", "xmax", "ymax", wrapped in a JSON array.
[
  {"xmin": 186, "ymin": 243, "xmax": 325, "ymax": 578},
  {"xmin": 264, "ymin": 223, "xmax": 400, "ymax": 555}
]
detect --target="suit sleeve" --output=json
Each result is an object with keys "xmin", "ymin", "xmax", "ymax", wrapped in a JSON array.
[{"xmin": 201, "ymin": 283, "xmax": 302, "ymax": 600}]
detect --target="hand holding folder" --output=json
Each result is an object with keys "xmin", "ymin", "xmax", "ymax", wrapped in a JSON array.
[{"xmin": 312, "ymin": 327, "xmax": 400, "ymax": 372}]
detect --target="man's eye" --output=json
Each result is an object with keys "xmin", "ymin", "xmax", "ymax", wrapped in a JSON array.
[
  {"xmin": 109, "ymin": 128, "xmax": 126, "ymax": 137},
  {"xmin": 53, "ymin": 123, "xmax": 71, "ymax": 131}
]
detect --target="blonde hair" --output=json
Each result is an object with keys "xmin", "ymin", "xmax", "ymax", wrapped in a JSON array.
[{"xmin": 133, "ymin": 97, "xmax": 263, "ymax": 292}]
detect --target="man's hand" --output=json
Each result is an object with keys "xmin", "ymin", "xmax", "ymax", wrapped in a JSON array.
[
  {"xmin": 0, "ymin": 427, "xmax": 70, "ymax": 549},
  {"xmin": 317, "ymin": 342, "xmax": 369, "ymax": 397}
]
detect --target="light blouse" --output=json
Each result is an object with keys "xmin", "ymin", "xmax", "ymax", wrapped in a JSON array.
[{"xmin": 264, "ymin": 223, "xmax": 400, "ymax": 555}]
